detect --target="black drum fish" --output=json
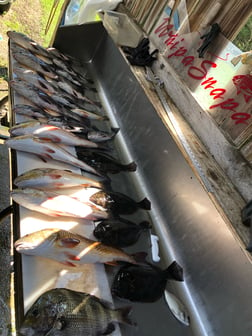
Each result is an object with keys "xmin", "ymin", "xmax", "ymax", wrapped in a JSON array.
[
  {"xmin": 93, "ymin": 218, "xmax": 151, "ymax": 247},
  {"xmin": 111, "ymin": 261, "xmax": 184, "ymax": 302}
]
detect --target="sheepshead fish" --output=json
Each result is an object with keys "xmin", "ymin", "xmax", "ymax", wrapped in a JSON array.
[
  {"xmin": 232, "ymin": 74, "xmax": 252, "ymax": 103},
  {"xmin": 76, "ymin": 149, "xmax": 137, "ymax": 174},
  {"xmin": 94, "ymin": 218, "xmax": 151, "ymax": 247},
  {"xmin": 14, "ymin": 228, "xmax": 136, "ymax": 266},
  {"xmin": 5, "ymin": 135, "xmax": 101, "ymax": 175},
  {"xmin": 9, "ymin": 122, "xmax": 105, "ymax": 149},
  {"xmin": 14, "ymin": 168, "xmax": 106, "ymax": 189},
  {"xmin": 19, "ymin": 288, "xmax": 134, "ymax": 336},
  {"xmin": 11, "ymin": 188, "xmax": 108, "ymax": 220},
  {"xmin": 112, "ymin": 261, "xmax": 184, "ymax": 302}
]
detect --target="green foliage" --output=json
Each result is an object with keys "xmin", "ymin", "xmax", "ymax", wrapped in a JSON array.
[
  {"xmin": 40, "ymin": 0, "xmax": 65, "ymax": 47},
  {"xmin": 233, "ymin": 16, "xmax": 252, "ymax": 52}
]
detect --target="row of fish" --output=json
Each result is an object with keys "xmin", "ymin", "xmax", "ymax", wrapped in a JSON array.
[{"xmin": 6, "ymin": 31, "xmax": 189, "ymax": 335}]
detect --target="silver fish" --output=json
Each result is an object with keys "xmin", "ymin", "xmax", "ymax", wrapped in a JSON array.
[
  {"xmin": 14, "ymin": 66, "xmax": 56, "ymax": 95},
  {"xmin": 164, "ymin": 290, "xmax": 190, "ymax": 326},
  {"xmin": 12, "ymin": 48, "xmax": 57, "ymax": 79},
  {"xmin": 10, "ymin": 80, "xmax": 62, "ymax": 117},
  {"xmin": 14, "ymin": 168, "xmax": 105, "ymax": 189},
  {"xmin": 13, "ymin": 104, "xmax": 53, "ymax": 120},
  {"xmin": 10, "ymin": 122, "xmax": 103, "ymax": 149},
  {"xmin": 5, "ymin": 134, "xmax": 101, "ymax": 175},
  {"xmin": 14, "ymin": 228, "xmax": 136, "ymax": 266},
  {"xmin": 19, "ymin": 288, "xmax": 135, "ymax": 335},
  {"xmin": 11, "ymin": 188, "xmax": 108, "ymax": 219},
  {"xmin": 7, "ymin": 31, "xmax": 52, "ymax": 59}
]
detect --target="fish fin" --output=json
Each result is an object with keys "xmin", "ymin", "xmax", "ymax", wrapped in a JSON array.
[
  {"xmin": 139, "ymin": 221, "xmax": 152, "ymax": 230},
  {"xmin": 116, "ymin": 306, "xmax": 136, "ymax": 327},
  {"xmin": 105, "ymin": 261, "xmax": 119, "ymax": 266},
  {"xmin": 138, "ymin": 197, "xmax": 151, "ymax": 210},
  {"xmin": 111, "ymin": 127, "xmax": 120, "ymax": 134},
  {"xmin": 131, "ymin": 251, "xmax": 148, "ymax": 263},
  {"xmin": 61, "ymin": 261, "xmax": 77, "ymax": 267},
  {"xmin": 166, "ymin": 261, "xmax": 184, "ymax": 282},
  {"xmin": 102, "ymin": 323, "xmax": 115, "ymax": 335},
  {"xmin": 0, "ymin": 205, "xmax": 14, "ymax": 222},
  {"xmin": 59, "ymin": 237, "xmax": 80, "ymax": 248},
  {"xmin": 37, "ymin": 155, "xmax": 48, "ymax": 162},
  {"xmin": 124, "ymin": 161, "xmax": 137, "ymax": 172},
  {"xmin": 65, "ymin": 252, "xmax": 80, "ymax": 261}
]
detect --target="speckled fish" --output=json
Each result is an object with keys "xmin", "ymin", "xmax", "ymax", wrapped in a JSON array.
[
  {"xmin": 112, "ymin": 261, "xmax": 184, "ymax": 302},
  {"xmin": 93, "ymin": 218, "xmax": 151, "ymax": 247},
  {"xmin": 10, "ymin": 80, "xmax": 62, "ymax": 117},
  {"xmin": 12, "ymin": 104, "xmax": 53, "ymax": 120},
  {"xmin": 14, "ymin": 228, "xmax": 136, "ymax": 266},
  {"xmin": 12, "ymin": 47, "xmax": 57, "ymax": 80},
  {"xmin": 76, "ymin": 149, "xmax": 137, "ymax": 174},
  {"xmin": 19, "ymin": 288, "xmax": 135, "ymax": 336},
  {"xmin": 232, "ymin": 74, "xmax": 252, "ymax": 103},
  {"xmin": 9, "ymin": 122, "xmax": 105, "ymax": 149},
  {"xmin": 5, "ymin": 135, "xmax": 101, "ymax": 175},
  {"xmin": 11, "ymin": 188, "xmax": 108, "ymax": 219},
  {"xmin": 8, "ymin": 31, "xmax": 53, "ymax": 59},
  {"xmin": 14, "ymin": 168, "xmax": 105, "ymax": 189}
]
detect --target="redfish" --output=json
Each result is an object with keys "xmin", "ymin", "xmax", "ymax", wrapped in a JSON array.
[
  {"xmin": 5, "ymin": 135, "xmax": 101, "ymax": 175},
  {"xmin": 14, "ymin": 228, "xmax": 136, "ymax": 266},
  {"xmin": 11, "ymin": 188, "xmax": 108, "ymax": 220},
  {"xmin": 14, "ymin": 168, "xmax": 105, "ymax": 189}
]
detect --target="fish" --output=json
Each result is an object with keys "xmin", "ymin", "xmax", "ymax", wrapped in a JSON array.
[
  {"xmin": 19, "ymin": 288, "xmax": 135, "ymax": 336},
  {"xmin": 88, "ymin": 189, "xmax": 151, "ymax": 215},
  {"xmin": 13, "ymin": 66, "xmax": 56, "ymax": 95},
  {"xmin": 14, "ymin": 168, "xmax": 106, "ymax": 189},
  {"xmin": 76, "ymin": 148, "xmax": 137, "ymax": 174},
  {"xmin": 12, "ymin": 47, "xmax": 57, "ymax": 80},
  {"xmin": 164, "ymin": 290, "xmax": 190, "ymax": 326},
  {"xmin": 8, "ymin": 31, "xmax": 53, "ymax": 59},
  {"xmin": 5, "ymin": 135, "xmax": 101, "ymax": 175},
  {"xmin": 87, "ymin": 127, "xmax": 120, "ymax": 143},
  {"xmin": 11, "ymin": 188, "xmax": 108, "ymax": 220},
  {"xmin": 9, "ymin": 122, "xmax": 106, "ymax": 149},
  {"xmin": 111, "ymin": 261, "xmax": 184, "ymax": 302},
  {"xmin": 11, "ymin": 41, "xmax": 53, "ymax": 65},
  {"xmin": 12, "ymin": 104, "xmax": 53, "ymax": 120},
  {"xmin": 14, "ymin": 228, "xmax": 136, "ymax": 266},
  {"xmin": 93, "ymin": 218, "xmax": 151, "ymax": 247},
  {"xmin": 232, "ymin": 74, "xmax": 252, "ymax": 103},
  {"xmin": 10, "ymin": 80, "xmax": 62, "ymax": 117}
]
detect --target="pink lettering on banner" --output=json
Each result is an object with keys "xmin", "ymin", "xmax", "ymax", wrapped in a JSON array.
[{"xmin": 154, "ymin": 17, "xmax": 252, "ymax": 125}]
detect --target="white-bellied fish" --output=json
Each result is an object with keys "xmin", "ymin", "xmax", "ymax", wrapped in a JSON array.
[
  {"xmin": 14, "ymin": 168, "xmax": 105, "ymax": 189},
  {"xmin": 14, "ymin": 228, "xmax": 136, "ymax": 266},
  {"xmin": 11, "ymin": 188, "xmax": 108, "ymax": 220},
  {"xmin": 19, "ymin": 288, "xmax": 135, "ymax": 336},
  {"xmin": 9, "ymin": 122, "xmax": 105, "ymax": 149},
  {"xmin": 5, "ymin": 135, "xmax": 101, "ymax": 175}
]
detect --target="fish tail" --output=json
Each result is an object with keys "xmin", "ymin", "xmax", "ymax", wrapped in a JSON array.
[
  {"xmin": 115, "ymin": 306, "xmax": 136, "ymax": 327},
  {"xmin": 165, "ymin": 261, "xmax": 184, "ymax": 282},
  {"xmin": 137, "ymin": 197, "xmax": 151, "ymax": 210},
  {"xmin": 111, "ymin": 127, "xmax": 120, "ymax": 135},
  {"xmin": 139, "ymin": 221, "xmax": 152, "ymax": 230},
  {"xmin": 123, "ymin": 161, "xmax": 137, "ymax": 172}
]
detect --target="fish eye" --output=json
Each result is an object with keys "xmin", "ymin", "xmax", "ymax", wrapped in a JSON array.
[{"xmin": 32, "ymin": 308, "xmax": 39, "ymax": 317}]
